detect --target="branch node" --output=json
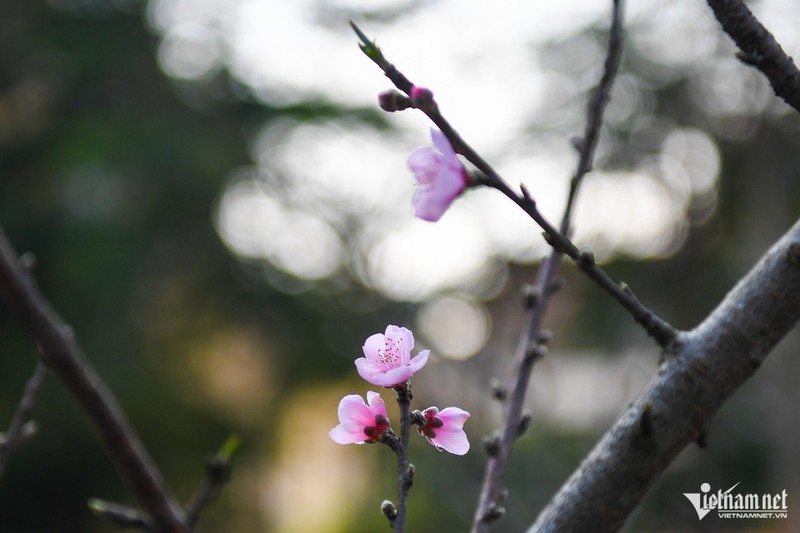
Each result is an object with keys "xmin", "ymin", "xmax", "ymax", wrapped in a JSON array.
[
  {"xmin": 695, "ymin": 431, "xmax": 708, "ymax": 449},
  {"xmin": 548, "ymin": 275, "xmax": 566, "ymax": 295},
  {"xmin": 639, "ymin": 401, "xmax": 654, "ymax": 439},
  {"xmin": 403, "ymin": 463, "xmax": 415, "ymax": 490},
  {"xmin": 735, "ymin": 49, "xmax": 764, "ymax": 66},
  {"xmin": 787, "ymin": 242, "xmax": 800, "ymax": 265},
  {"xmin": 571, "ymin": 136, "xmax": 585, "ymax": 153},
  {"xmin": 536, "ymin": 329, "xmax": 554, "ymax": 345},
  {"xmin": 490, "ymin": 377, "xmax": 508, "ymax": 402},
  {"xmin": 516, "ymin": 411, "xmax": 533, "ymax": 438},
  {"xmin": 522, "ymin": 284, "xmax": 540, "ymax": 309},
  {"xmin": 483, "ymin": 433, "xmax": 501, "ymax": 457},
  {"xmin": 18, "ymin": 252, "xmax": 37, "ymax": 271},
  {"xmin": 524, "ymin": 344, "xmax": 547, "ymax": 364},
  {"xmin": 578, "ymin": 247, "xmax": 596, "ymax": 267},
  {"xmin": 378, "ymin": 90, "xmax": 412, "ymax": 112},
  {"xmin": 381, "ymin": 500, "xmax": 397, "ymax": 522},
  {"xmin": 482, "ymin": 503, "xmax": 506, "ymax": 523}
]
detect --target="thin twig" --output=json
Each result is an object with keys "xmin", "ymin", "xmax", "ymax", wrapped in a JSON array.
[
  {"xmin": 0, "ymin": 225, "xmax": 187, "ymax": 533},
  {"xmin": 472, "ymin": 1, "xmax": 626, "ymax": 530},
  {"xmin": 350, "ymin": 20, "xmax": 677, "ymax": 347},
  {"xmin": 185, "ymin": 435, "xmax": 241, "ymax": 532},
  {"xmin": 88, "ymin": 499, "xmax": 154, "ymax": 530},
  {"xmin": 0, "ymin": 359, "xmax": 47, "ymax": 479}
]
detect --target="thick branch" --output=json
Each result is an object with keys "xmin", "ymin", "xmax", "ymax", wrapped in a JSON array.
[
  {"xmin": 528, "ymin": 218, "xmax": 800, "ymax": 532},
  {"xmin": 0, "ymin": 226, "xmax": 187, "ymax": 533},
  {"xmin": 706, "ymin": 0, "xmax": 800, "ymax": 113}
]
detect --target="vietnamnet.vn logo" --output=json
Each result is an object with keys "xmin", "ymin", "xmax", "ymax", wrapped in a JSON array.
[{"xmin": 684, "ymin": 482, "xmax": 789, "ymax": 520}]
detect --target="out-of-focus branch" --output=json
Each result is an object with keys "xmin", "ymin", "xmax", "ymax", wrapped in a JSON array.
[
  {"xmin": 528, "ymin": 219, "xmax": 800, "ymax": 532},
  {"xmin": 472, "ymin": 1, "xmax": 625, "ymax": 530},
  {"xmin": 706, "ymin": 0, "xmax": 800, "ymax": 113},
  {"xmin": 350, "ymin": 21, "xmax": 676, "ymax": 348},
  {"xmin": 0, "ymin": 225, "xmax": 187, "ymax": 533},
  {"xmin": 0, "ymin": 359, "xmax": 46, "ymax": 479},
  {"xmin": 185, "ymin": 435, "xmax": 241, "ymax": 532}
]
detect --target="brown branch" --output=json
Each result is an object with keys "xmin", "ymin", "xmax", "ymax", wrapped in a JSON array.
[
  {"xmin": 528, "ymin": 218, "xmax": 800, "ymax": 532},
  {"xmin": 706, "ymin": 0, "xmax": 800, "ymax": 113},
  {"xmin": 350, "ymin": 20, "xmax": 677, "ymax": 348},
  {"xmin": 0, "ymin": 225, "xmax": 187, "ymax": 533}
]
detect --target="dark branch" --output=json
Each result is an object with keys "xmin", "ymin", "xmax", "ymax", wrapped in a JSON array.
[
  {"xmin": 350, "ymin": 20, "xmax": 677, "ymax": 347},
  {"xmin": 0, "ymin": 225, "xmax": 187, "ymax": 533},
  {"xmin": 0, "ymin": 360, "xmax": 46, "ymax": 479},
  {"xmin": 706, "ymin": 0, "xmax": 800, "ymax": 113},
  {"xmin": 185, "ymin": 435, "xmax": 241, "ymax": 532}
]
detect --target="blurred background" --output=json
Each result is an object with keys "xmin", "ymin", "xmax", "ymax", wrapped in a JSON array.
[{"xmin": 1, "ymin": 0, "xmax": 800, "ymax": 531}]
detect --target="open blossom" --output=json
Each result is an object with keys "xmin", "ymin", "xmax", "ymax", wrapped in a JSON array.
[
  {"xmin": 329, "ymin": 391, "xmax": 391, "ymax": 445},
  {"xmin": 408, "ymin": 128, "xmax": 468, "ymax": 222},
  {"xmin": 417, "ymin": 406, "xmax": 470, "ymax": 455},
  {"xmin": 355, "ymin": 325, "xmax": 429, "ymax": 387}
]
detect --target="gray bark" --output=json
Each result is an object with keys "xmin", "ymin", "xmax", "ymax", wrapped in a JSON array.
[{"xmin": 529, "ymin": 218, "xmax": 800, "ymax": 532}]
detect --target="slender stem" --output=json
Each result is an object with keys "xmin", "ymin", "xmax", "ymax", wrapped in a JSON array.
[
  {"xmin": 185, "ymin": 435, "xmax": 241, "ymax": 532},
  {"xmin": 350, "ymin": 20, "xmax": 677, "ymax": 348},
  {"xmin": 0, "ymin": 225, "xmax": 187, "ymax": 533},
  {"xmin": 472, "ymin": 251, "xmax": 562, "ymax": 531},
  {"xmin": 473, "ymin": 1, "xmax": 629, "ymax": 530},
  {"xmin": 392, "ymin": 382, "xmax": 413, "ymax": 533},
  {"xmin": 0, "ymin": 359, "xmax": 47, "ymax": 479}
]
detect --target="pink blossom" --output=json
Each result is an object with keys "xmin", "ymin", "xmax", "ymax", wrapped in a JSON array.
[
  {"xmin": 408, "ymin": 129, "xmax": 468, "ymax": 221},
  {"xmin": 417, "ymin": 406, "xmax": 471, "ymax": 455},
  {"xmin": 355, "ymin": 325, "xmax": 429, "ymax": 387},
  {"xmin": 329, "ymin": 391, "xmax": 391, "ymax": 445}
]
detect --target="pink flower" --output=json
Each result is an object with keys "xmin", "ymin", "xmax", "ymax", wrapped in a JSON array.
[
  {"xmin": 408, "ymin": 129, "xmax": 468, "ymax": 222},
  {"xmin": 417, "ymin": 406, "xmax": 471, "ymax": 455},
  {"xmin": 329, "ymin": 391, "xmax": 391, "ymax": 445},
  {"xmin": 355, "ymin": 325, "xmax": 430, "ymax": 387}
]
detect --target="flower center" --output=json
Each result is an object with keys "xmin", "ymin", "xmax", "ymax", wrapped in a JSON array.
[{"xmin": 379, "ymin": 335, "xmax": 405, "ymax": 367}]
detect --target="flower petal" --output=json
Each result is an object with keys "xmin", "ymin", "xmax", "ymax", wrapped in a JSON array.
[
  {"xmin": 329, "ymin": 425, "xmax": 367, "ymax": 445},
  {"xmin": 355, "ymin": 357, "xmax": 386, "ymax": 386},
  {"xmin": 362, "ymin": 333, "xmax": 387, "ymax": 364},
  {"xmin": 407, "ymin": 147, "xmax": 439, "ymax": 176},
  {"xmin": 431, "ymin": 427, "xmax": 470, "ymax": 455},
  {"xmin": 430, "ymin": 128, "xmax": 456, "ymax": 159},
  {"xmin": 408, "ymin": 350, "xmax": 429, "ymax": 374},
  {"xmin": 366, "ymin": 391, "xmax": 387, "ymax": 417}
]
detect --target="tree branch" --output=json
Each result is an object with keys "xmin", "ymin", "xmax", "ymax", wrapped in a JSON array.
[
  {"xmin": 472, "ymin": 2, "xmax": 625, "ymax": 529},
  {"xmin": 185, "ymin": 435, "xmax": 241, "ymax": 532},
  {"xmin": 350, "ymin": 20, "xmax": 677, "ymax": 347},
  {"xmin": 0, "ymin": 225, "xmax": 187, "ymax": 533},
  {"xmin": 0, "ymin": 359, "xmax": 46, "ymax": 479},
  {"xmin": 706, "ymin": 0, "xmax": 800, "ymax": 113},
  {"xmin": 528, "ymin": 218, "xmax": 800, "ymax": 532}
]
